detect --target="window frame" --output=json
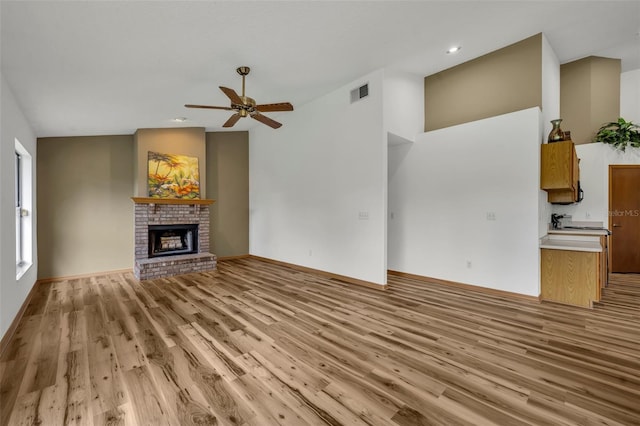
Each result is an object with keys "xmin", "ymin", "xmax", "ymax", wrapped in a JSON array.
[{"xmin": 15, "ymin": 139, "xmax": 33, "ymax": 279}]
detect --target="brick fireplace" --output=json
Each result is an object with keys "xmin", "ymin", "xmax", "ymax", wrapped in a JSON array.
[{"xmin": 132, "ymin": 197, "xmax": 216, "ymax": 280}]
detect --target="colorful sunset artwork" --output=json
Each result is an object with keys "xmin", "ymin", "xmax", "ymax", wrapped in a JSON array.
[{"xmin": 147, "ymin": 151, "xmax": 200, "ymax": 199}]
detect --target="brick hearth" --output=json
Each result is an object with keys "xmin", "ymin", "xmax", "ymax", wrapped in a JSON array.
[{"xmin": 132, "ymin": 198, "xmax": 216, "ymax": 280}]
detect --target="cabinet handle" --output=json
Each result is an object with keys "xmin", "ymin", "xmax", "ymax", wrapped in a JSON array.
[{"xmin": 612, "ymin": 224, "xmax": 621, "ymax": 227}]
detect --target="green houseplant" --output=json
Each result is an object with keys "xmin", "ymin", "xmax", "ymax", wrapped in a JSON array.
[{"xmin": 594, "ymin": 117, "xmax": 640, "ymax": 151}]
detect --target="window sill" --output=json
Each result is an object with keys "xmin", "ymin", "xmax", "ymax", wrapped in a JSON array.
[{"xmin": 16, "ymin": 262, "xmax": 32, "ymax": 280}]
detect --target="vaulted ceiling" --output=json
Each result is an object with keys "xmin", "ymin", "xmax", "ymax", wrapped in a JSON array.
[{"xmin": 2, "ymin": 1, "xmax": 638, "ymax": 137}]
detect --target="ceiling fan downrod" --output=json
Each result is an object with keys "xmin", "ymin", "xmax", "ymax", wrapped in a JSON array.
[{"xmin": 237, "ymin": 66, "xmax": 250, "ymax": 97}]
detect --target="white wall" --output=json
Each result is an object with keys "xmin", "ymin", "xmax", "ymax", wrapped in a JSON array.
[
  {"xmin": 1, "ymin": 73, "xmax": 38, "ymax": 339},
  {"xmin": 388, "ymin": 107, "xmax": 542, "ymax": 296},
  {"xmin": 551, "ymin": 69, "xmax": 640, "ymax": 222},
  {"xmin": 620, "ymin": 69, "xmax": 640, "ymax": 124},
  {"xmin": 249, "ymin": 69, "xmax": 387, "ymax": 285},
  {"xmin": 552, "ymin": 143, "xmax": 640, "ymax": 222},
  {"xmin": 541, "ymin": 33, "xmax": 560, "ymax": 137},
  {"xmin": 383, "ymin": 68, "xmax": 424, "ymax": 144},
  {"xmin": 540, "ymin": 33, "xmax": 561, "ymax": 238}
]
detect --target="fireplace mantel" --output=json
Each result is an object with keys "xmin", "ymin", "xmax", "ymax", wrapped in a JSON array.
[{"xmin": 131, "ymin": 197, "xmax": 215, "ymax": 205}]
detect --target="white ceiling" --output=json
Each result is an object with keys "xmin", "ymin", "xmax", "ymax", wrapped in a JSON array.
[{"xmin": 2, "ymin": 1, "xmax": 639, "ymax": 138}]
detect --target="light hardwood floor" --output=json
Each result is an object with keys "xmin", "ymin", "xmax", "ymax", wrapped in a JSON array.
[{"xmin": 1, "ymin": 258, "xmax": 639, "ymax": 425}]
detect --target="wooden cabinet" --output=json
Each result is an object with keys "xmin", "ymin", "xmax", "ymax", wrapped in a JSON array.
[
  {"xmin": 541, "ymin": 248, "xmax": 602, "ymax": 308},
  {"xmin": 540, "ymin": 141, "xmax": 580, "ymax": 203}
]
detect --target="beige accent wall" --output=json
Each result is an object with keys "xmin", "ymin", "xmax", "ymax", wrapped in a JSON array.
[
  {"xmin": 424, "ymin": 34, "xmax": 542, "ymax": 131},
  {"xmin": 560, "ymin": 56, "xmax": 621, "ymax": 145},
  {"xmin": 133, "ymin": 127, "xmax": 206, "ymax": 197},
  {"xmin": 37, "ymin": 135, "xmax": 134, "ymax": 279},
  {"xmin": 206, "ymin": 132, "xmax": 249, "ymax": 257}
]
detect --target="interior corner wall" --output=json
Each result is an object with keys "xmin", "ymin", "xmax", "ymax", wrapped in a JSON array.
[
  {"xmin": 560, "ymin": 56, "xmax": 621, "ymax": 145},
  {"xmin": 591, "ymin": 57, "xmax": 621, "ymax": 136},
  {"xmin": 388, "ymin": 108, "xmax": 542, "ymax": 296},
  {"xmin": 205, "ymin": 131, "xmax": 249, "ymax": 257},
  {"xmin": 37, "ymin": 135, "xmax": 134, "ymax": 279},
  {"xmin": 424, "ymin": 33, "xmax": 542, "ymax": 132},
  {"xmin": 133, "ymin": 127, "xmax": 206, "ymax": 197},
  {"xmin": 249, "ymin": 69, "xmax": 387, "ymax": 285},
  {"xmin": 1, "ymin": 73, "xmax": 38, "ymax": 339}
]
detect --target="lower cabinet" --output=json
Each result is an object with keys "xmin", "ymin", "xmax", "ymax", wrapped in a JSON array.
[{"xmin": 541, "ymin": 249, "xmax": 602, "ymax": 308}]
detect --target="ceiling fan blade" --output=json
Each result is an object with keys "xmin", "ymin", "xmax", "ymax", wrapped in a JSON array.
[
  {"xmin": 251, "ymin": 112, "xmax": 282, "ymax": 129},
  {"xmin": 185, "ymin": 104, "xmax": 234, "ymax": 111},
  {"xmin": 219, "ymin": 86, "xmax": 243, "ymax": 105},
  {"xmin": 256, "ymin": 102, "xmax": 294, "ymax": 112},
  {"xmin": 222, "ymin": 113, "xmax": 242, "ymax": 128}
]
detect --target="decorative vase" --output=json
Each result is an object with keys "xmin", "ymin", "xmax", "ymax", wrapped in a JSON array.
[{"xmin": 548, "ymin": 119, "xmax": 565, "ymax": 143}]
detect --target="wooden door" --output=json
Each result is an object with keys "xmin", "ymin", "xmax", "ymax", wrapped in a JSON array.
[{"xmin": 609, "ymin": 165, "xmax": 640, "ymax": 273}]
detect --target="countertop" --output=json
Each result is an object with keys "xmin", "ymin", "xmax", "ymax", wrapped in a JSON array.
[
  {"xmin": 540, "ymin": 223, "xmax": 607, "ymax": 252},
  {"xmin": 540, "ymin": 236, "xmax": 602, "ymax": 252}
]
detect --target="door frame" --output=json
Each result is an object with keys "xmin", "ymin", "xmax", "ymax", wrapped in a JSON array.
[{"xmin": 608, "ymin": 164, "xmax": 640, "ymax": 272}]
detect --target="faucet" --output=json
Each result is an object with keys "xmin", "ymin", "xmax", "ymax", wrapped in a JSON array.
[{"xmin": 551, "ymin": 214, "xmax": 564, "ymax": 229}]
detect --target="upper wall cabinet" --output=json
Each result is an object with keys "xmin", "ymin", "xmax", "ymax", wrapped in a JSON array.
[{"xmin": 540, "ymin": 141, "xmax": 580, "ymax": 204}]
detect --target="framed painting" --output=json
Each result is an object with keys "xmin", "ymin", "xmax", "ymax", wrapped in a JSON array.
[{"xmin": 147, "ymin": 151, "xmax": 200, "ymax": 199}]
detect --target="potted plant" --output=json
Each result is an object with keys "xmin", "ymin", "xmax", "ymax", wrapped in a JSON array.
[{"xmin": 594, "ymin": 117, "xmax": 640, "ymax": 151}]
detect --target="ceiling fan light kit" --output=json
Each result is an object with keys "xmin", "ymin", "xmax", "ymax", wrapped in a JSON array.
[{"xmin": 185, "ymin": 66, "xmax": 293, "ymax": 129}]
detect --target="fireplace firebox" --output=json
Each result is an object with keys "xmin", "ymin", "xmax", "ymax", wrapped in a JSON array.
[{"xmin": 148, "ymin": 224, "xmax": 198, "ymax": 258}]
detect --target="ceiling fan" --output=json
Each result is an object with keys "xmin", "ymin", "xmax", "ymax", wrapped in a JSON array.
[{"xmin": 185, "ymin": 66, "xmax": 293, "ymax": 129}]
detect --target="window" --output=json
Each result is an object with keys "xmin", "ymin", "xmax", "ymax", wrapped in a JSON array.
[
  {"xmin": 15, "ymin": 139, "xmax": 33, "ymax": 279},
  {"xmin": 16, "ymin": 152, "xmax": 22, "ymax": 264}
]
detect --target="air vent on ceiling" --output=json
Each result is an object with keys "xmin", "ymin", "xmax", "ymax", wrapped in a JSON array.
[{"xmin": 350, "ymin": 83, "xmax": 369, "ymax": 103}]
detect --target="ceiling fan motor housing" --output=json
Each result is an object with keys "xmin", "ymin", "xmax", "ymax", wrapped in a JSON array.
[{"xmin": 236, "ymin": 66, "xmax": 251, "ymax": 76}]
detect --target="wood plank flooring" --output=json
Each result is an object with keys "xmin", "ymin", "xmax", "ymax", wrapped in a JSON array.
[{"xmin": 1, "ymin": 258, "xmax": 639, "ymax": 425}]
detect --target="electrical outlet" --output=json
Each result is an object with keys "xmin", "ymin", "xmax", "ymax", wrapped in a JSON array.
[{"xmin": 466, "ymin": 260, "xmax": 472, "ymax": 268}]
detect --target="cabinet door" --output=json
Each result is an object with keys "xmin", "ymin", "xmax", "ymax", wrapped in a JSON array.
[
  {"xmin": 541, "ymin": 249, "xmax": 599, "ymax": 308},
  {"xmin": 547, "ymin": 189, "xmax": 576, "ymax": 203},
  {"xmin": 541, "ymin": 141, "xmax": 574, "ymax": 190}
]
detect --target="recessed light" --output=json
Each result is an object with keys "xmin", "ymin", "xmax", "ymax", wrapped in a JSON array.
[
  {"xmin": 447, "ymin": 46, "xmax": 462, "ymax": 54},
  {"xmin": 172, "ymin": 117, "xmax": 188, "ymax": 122}
]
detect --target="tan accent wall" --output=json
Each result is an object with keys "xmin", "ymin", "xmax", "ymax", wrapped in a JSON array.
[
  {"xmin": 560, "ymin": 56, "xmax": 621, "ymax": 145},
  {"xmin": 37, "ymin": 135, "xmax": 134, "ymax": 279},
  {"xmin": 424, "ymin": 34, "xmax": 542, "ymax": 132},
  {"xmin": 133, "ymin": 127, "xmax": 206, "ymax": 197},
  {"xmin": 206, "ymin": 132, "xmax": 249, "ymax": 257}
]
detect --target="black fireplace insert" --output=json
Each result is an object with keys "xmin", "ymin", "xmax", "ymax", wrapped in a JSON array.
[{"xmin": 148, "ymin": 224, "xmax": 198, "ymax": 258}]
